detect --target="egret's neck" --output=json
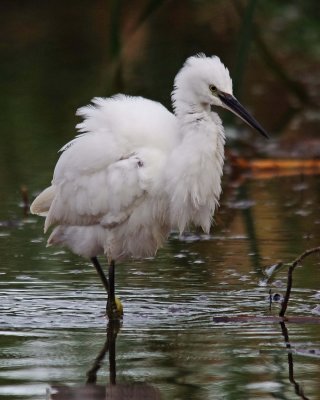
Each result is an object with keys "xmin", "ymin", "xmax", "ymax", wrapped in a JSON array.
[
  {"xmin": 174, "ymin": 99, "xmax": 225, "ymax": 145},
  {"xmin": 166, "ymin": 100, "xmax": 226, "ymax": 234},
  {"xmin": 176, "ymin": 103, "xmax": 226, "ymax": 178},
  {"xmin": 173, "ymin": 98, "xmax": 211, "ymax": 124}
]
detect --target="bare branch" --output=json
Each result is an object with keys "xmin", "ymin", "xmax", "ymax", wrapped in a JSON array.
[{"xmin": 279, "ymin": 247, "xmax": 320, "ymax": 317}]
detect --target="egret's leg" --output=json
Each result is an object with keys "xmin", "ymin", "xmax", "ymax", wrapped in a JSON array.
[
  {"xmin": 107, "ymin": 260, "xmax": 123, "ymax": 320},
  {"xmin": 107, "ymin": 260, "xmax": 116, "ymax": 318},
  {"xmin": 91, "ymin": 257, "xmax": 109, "ymax": 293}
]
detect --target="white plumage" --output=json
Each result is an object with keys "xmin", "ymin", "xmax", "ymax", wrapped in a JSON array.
[{"xmin": 31, "ymin": 54, "xmax": 268, "ymax": 317}]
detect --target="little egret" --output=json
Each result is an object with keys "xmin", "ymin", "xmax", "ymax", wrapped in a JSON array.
[{"xmin": 31, "ymin": 54, "xmax": 268, "ymax": 320}]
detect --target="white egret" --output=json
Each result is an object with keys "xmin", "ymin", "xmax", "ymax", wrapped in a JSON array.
[{"xmin": 31, "ymin": 54, "xmax": 268, "ymax": 320}]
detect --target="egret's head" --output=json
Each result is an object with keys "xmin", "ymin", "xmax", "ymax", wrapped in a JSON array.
[{"xmin": 172, "ymin": 54, "xmax": 269, "ymax": 138}]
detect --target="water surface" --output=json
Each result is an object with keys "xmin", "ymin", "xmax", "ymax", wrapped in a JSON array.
[{"xmin": 1, "ymin": 175, "xmax": 320, "ymax": 400}]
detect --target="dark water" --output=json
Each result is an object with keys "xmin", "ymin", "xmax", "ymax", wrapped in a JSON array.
[{"xmin": 1, "ymin": 175, "xmax": 320, "ymax": 400}]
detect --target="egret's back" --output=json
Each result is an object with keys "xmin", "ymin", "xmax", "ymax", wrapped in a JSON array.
[
  {"xmin": 77, "ymin": 96, "xmax": 179, "ymax": 152},
  {"xmin": 53, "ymin": 96, "xmax": 178, "ymax": 181}
]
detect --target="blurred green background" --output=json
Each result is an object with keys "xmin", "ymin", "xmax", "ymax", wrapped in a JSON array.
[{"xmin": 1, "ymin": 0, "xmax": 320, "ymax": 211}]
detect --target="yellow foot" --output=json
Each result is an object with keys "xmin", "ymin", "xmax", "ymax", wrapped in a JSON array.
[
  {"xmin": 107, "ymin": 296, "xmax": 123, "ymax": 320},
  {"xmin": 115, "ymin": 296, "xmax": 123, "ymax": 318}
]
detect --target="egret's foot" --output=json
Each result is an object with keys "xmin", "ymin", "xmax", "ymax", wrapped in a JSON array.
[{"xmin": 107, "ymin": 295, "xmax": 123, "ymax": 320}]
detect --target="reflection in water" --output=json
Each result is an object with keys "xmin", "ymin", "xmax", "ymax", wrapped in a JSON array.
[
  {"xmin": 86, "ymin": 320, "xmax": 121, "ymax": 385},
  {"xmin": 50, "ymin": 321, "xmax": 161, "ymax": 400},
  {"xmin": 279, "ymin": 321, "xmax": 310, "ymax": 400},
  {"xmin": 47, "ymin": 319, "xmax": 314, "ymax": 400}
]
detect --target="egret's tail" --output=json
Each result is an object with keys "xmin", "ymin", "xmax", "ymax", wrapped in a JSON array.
[{"xmin": 30, "ymin": 186, "xmax": 55, "ymax": 217}]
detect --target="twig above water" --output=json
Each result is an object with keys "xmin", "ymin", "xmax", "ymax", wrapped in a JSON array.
[{"xmin": 279, "ymin": 247, "xmax": 320, "ymax": 318}]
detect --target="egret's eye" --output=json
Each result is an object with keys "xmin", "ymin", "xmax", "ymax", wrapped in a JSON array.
[{"xmin": 209, "ymin": 84, "xmax": 218, "ymax": 94}]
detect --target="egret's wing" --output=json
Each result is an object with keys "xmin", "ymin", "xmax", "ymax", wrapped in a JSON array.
[
  {"xmin": 44, "ymin": 150, "xmax": 148, "ymax": 232},
  {"xmin": 32, "ymin": 95, "xmax": 176, "ymax": 232}
]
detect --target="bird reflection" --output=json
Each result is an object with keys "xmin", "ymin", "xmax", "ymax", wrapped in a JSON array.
[
  {"xmin": 49, "ymin": 321, "xmax": 161, "ymax": 400},
  {"xmin": 86, "ymin": 320, "xmax": 120, "ymax": 386}
]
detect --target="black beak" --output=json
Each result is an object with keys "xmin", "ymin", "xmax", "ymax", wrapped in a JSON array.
[{"xmin": 218, "ymin": 92, "xmax": 269, "ymax": 139}]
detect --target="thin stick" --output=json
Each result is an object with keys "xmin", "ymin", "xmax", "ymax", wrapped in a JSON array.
[{"xmin": 279, "ymin": 247, "xmax": 320, "ymax": 318}]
